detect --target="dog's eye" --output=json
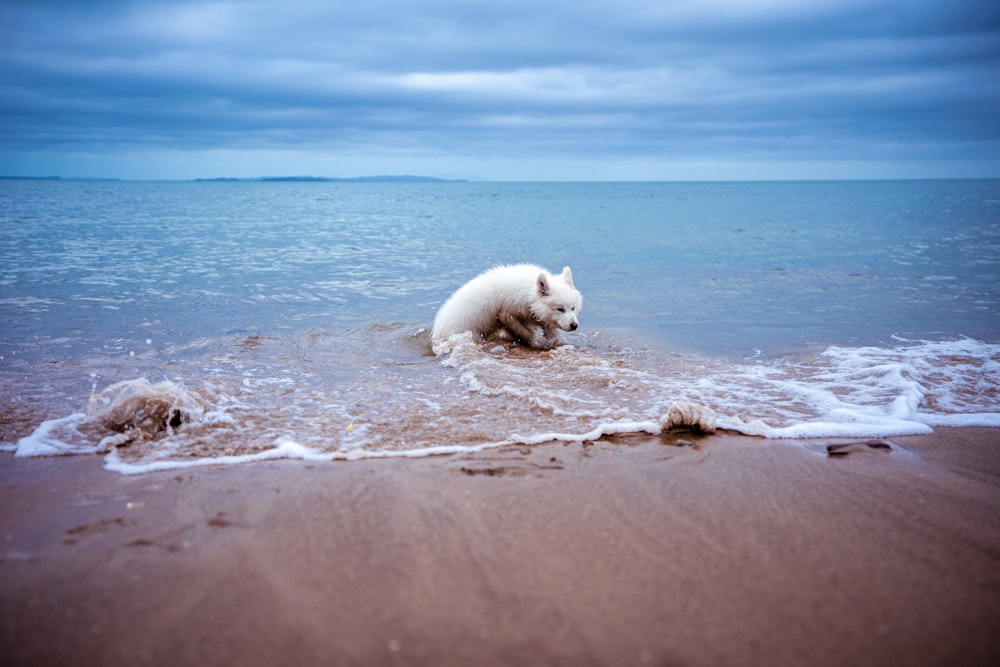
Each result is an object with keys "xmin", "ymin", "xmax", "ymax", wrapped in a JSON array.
[{"xmin": 556, "ymin": 307, "xmax": 566, "ymax": 313}]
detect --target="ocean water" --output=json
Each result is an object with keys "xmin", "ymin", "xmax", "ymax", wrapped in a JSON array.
[{"xmin": 2, "ymin": 179, "xmax": 998, "ymax": 473}]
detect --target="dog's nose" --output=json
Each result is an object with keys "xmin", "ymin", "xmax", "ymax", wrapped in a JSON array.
[{"xmin": 569, "ymin": 322, "xmax": 578, "ymax": 331}]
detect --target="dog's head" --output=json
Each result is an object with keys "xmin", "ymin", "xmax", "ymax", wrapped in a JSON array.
[{"xmin": 533, "ymin": 266, "xmax": 582, "ymax": 332}]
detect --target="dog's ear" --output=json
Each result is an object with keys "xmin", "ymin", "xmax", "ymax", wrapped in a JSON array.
[
  {"xmin": 560, "ymin": 266, "xmax": 574, "ymax": 288},
  {"xmin": 536, "ymin": 272, "xmax": 551, "ymax": 297}
]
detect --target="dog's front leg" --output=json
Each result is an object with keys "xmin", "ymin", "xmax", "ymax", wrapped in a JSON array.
[
  {"xmin": 497, "ymin": 312, "xmax": 543, "ymax": 347},
  {"xmin": 538, "ymin": 323, "xmax": 562, "ymax": 348}
]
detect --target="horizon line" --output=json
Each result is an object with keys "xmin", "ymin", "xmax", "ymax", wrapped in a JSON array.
[{"xmin": 3, "ymin": 174, "xmax": 998, "ymax": 184}]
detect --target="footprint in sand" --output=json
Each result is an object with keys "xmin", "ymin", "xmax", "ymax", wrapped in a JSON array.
[
  {"xmin": 63, "ymin": 517, "xmax": 128, "ymax": 545},
  {"xmin": 826, "ymin": 440, "xmax": 895, "ymax": 458}
]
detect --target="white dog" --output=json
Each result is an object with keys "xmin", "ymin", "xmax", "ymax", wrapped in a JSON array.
[{"xmin": 432, "ymin": 264, "xmax": 582, "ymax": 353}]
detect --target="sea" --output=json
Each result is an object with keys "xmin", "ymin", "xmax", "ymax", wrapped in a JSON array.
[{"xmin": 2, "ymin": 179, "xmax": 998, "ymax": 474}]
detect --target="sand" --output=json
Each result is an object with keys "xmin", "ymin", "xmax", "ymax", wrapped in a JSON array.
[{"xmin": 2, "ymin": 428, "xmax": 999, "ymax": 666}]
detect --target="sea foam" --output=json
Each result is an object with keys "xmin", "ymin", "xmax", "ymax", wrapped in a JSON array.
[{"xmin": 10, "ymin": 333, "xmax": 1000, "ymax": 474}]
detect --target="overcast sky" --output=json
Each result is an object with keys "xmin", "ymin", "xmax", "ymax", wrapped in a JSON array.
[{"xmin": 1, "ymin": 0, "xmax": 998, "ymax": 181}]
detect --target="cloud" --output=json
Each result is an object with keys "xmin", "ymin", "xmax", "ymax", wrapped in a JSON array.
[{"xmin": 1, "ymin": 0, "xmax": 998, "ymax": 179}]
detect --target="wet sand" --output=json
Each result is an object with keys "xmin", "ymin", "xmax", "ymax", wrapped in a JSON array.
[{"xmin": 2, "ymin": 428, "xmax": 999, "ymax": 666}]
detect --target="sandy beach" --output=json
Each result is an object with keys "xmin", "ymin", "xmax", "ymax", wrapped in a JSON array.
[{"xmin": 2, "ymin": 428, "xmax": 998, "ymax": 666}]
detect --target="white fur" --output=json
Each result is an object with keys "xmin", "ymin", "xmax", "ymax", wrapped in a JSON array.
[{"xmin": 432, "ymin": 264, "xmax": 583, "ymax": 353}]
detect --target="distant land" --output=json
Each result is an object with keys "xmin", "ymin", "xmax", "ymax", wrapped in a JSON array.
[
  {"xmin": 195, "ymin": 175, "xmax": 466, "ymax": 183},
  {"xmin": 0, "ymin": 175, "xmax": 119, "ymax": 181},
  {"xmin": 0, "ymin": 175, "xmax": 465, "ymax": 183}
]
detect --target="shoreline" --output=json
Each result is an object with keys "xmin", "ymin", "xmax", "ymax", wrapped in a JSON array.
[{"xmin": 2, "ymin": 428, "xmax": 999, "ymax": 666}]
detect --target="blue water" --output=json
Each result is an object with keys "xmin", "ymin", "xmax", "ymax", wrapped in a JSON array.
[
  {"xmin": 2, "ymin": 179, "xmax": 998, "ymax": 471},
  {"xmin": 3, "ymin": 179, "xmax": 998, "ymax": 356}
]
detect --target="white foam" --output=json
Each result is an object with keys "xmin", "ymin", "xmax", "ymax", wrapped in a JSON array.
[
  {"xmin": 917, "ymin": 413, "xmax": 1000, "ymax": 428},
  {"xmin": 712, "ymin": 338, "xmax": 998, "ymax": 438},
  {"xmin": 808, "ymin": 337, "xmax": 1000, "ymax": 429},
  {"xmin": 439, "ymin": 335, "xmax": 999, "ymax": 443},
  {"xmin": 14, "ymin": 414, "xmax": 97, "ymax": 457},
  {"xmin": 717, "ymin": 415, "xmax": 933, "ymax": 439},
  {"xmin": 7, "ymin": 335, "xmax": 998, "ymax": 473},
  {"xmin": 508, "ymin": 419, "xmax": 661, "ymax": 446},
  {"xmin": 103, "ymin": 438, "xmax": 327, "ymax": 475},
  {"xmin": 102, "ymin": 436, "xmax": 522, "ymax": 473}
]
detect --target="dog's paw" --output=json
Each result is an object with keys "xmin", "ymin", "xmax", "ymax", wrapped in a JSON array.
[
  {"xmin": 536, "ymin": 325, "xmax": 564, "ymax": 349},
  {"xmin": 659, "ymin": 401, "xmax": 717, "ymax": 433},
  {"xmin": 526, "ymin": 326, "xmax": 552, "ymax": 349}
]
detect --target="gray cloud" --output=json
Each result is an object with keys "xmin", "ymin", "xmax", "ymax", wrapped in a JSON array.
[{"xmin": 1, "ymin": 0, "xmax": 998, "ymax": 179}]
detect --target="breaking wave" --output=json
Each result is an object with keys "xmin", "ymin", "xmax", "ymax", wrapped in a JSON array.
[{"xmin": 6, "ymin": 329, "xmax": 999, "ymax": 474}]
